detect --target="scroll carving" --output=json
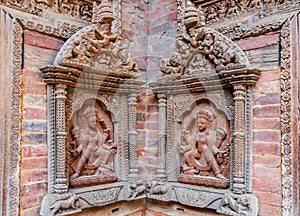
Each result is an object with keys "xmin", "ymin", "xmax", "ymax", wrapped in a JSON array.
[
  {"xmin": 69, "ymin": 101, "xmax": 117, "ymax": 187},
  {"xmin": 178, "ymin": 101, "xmax": 230, "ymax": 188}
]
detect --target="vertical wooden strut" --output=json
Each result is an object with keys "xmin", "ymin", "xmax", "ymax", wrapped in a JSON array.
[
  {"xmin": 54, "ymin": 84, "xmax": 68, "ymax": 193},
  {"xmin": 157, "ymin": 94, "xmax": 167, "ymax": 180},
  {"xmin": 232, "ymin": 84, "xmax": 246, "ymax": 194}
]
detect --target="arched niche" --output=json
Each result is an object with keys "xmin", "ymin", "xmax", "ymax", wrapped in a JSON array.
[
  {"xmin": 40, "ymin": 1, "xmax": 144, "ymax": 215},
  {"xmin": 150, "ymin": 1, "xmax": 260, "ymax": 215}
]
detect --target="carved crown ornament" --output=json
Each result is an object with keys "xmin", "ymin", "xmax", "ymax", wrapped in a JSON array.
[
  {"xmin": 150, "ymin": 1, "xmax": 260, "ymax": 215},
  {"xmin": 40, "ymin": 1, "xmax": 146, "ymax": 215}
]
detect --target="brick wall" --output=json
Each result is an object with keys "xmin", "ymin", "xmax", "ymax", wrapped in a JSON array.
[
  {"xmin": 20, "ymin": 30, "xmax": 64, "ymax": 215},
  {"xmin": 236, "ymin": 33, "xmax": 282, "ymax": 216},
  {"xmin": 18, "ymin": 2, "xmax": 285, "ymax": 216}
]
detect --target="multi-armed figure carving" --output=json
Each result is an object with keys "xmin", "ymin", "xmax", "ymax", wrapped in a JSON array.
[
  {"xmin": 70, "ymin": 106, "xmax": 116, "ymax": 179},
  {"xmin": 179, "ymin": 108, "xmax": 228, "ymax": 179}
]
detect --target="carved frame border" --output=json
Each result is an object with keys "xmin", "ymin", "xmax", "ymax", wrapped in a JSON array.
[
  {"xmin": 0, "ymin": 8, "xmax": 23, "ymax": 216},
  {"xmin": 280, "ymin": 14, "xmax": 299, "ymax": 216}
]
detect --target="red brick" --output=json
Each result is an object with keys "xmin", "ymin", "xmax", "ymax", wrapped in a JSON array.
[
  {"xmin": 167, "ymin": 11, "xmax": 177, "ymax": 21},
  {"xmin": 20, "ymin": 194, "xmax": 43, "ymax": 209},
  {"xmin": 24, "ymin": 30, "xmax": 64, "ymax": 50},
  {"xmin": 23, "ymin": 82, "xmax": 46, "ymax": 95},
  {"xmin": 21, "ymin": 169, "xmax": 47, "ymax": 184},
  {"xmin": 253, "ymin": 131, "xmax": 280, "ymax": 143},
  {"xmin": 137, "ymin": 148, "xmax": 146, "ymax": 158},
  {"xmin": 253, "ymin": 167, "xmax": 281, "ymax": 180},
  {"xmin": 253, "ymin": 191, "xmax": 282, "ymax": 206},
  {"xmin": 236, "ymin": 33, "xmax": 279, "ymax": 51},
  {"xmin": 137, "ymin": 121, "xmax": 146, "ymax": 130},
  {"xmin": 22, "ymin": 145, "xmax": 47, "ymax": 157},
  {"xmin": 24, "ymin": 107, "xmax": 47, "ymax": 120},
  {"xmin": 23, "ymin": 69, "xmax": 43, "ymax": 83},
  {"xmin": 22, "ymin": 132, "xmax": 47, "ymax": 145},
  {"xmin": 20, "ymin": 182, "xmax": 47, "ymax": 196},
  {"xmin": 137, "ymin": 103, "xmax": 147, "ymax": 112},
  {"xmin": 137, "ymin": 113, "xmax": 146, "ymax": 121},
  {"xmin": 147, "ymin": 130, "xmax": 158, "ymax": 139},
  {"xmin": 21, "ymin": 157, "xmax": 47, "ymax": 170},
  {"xmin": 258, "ymin": 204, "xmax": 282, "ymax": 216},
  {"xmin": 253, "ymin": 155, "xmax": 281, "ymax": 168},
  {"xmin": 145, "ymin": 209, "xmax": 169, "ymax": 216},
  {"xmin": 147, "ymin": 122, "xmax": 159, "ymax": 130},
  {"xmin": 253, "ymin": 178, "xmax": 281, "ymax": 194},
  {"xmin": 259, "ymin": 69, "xmax": 280, "ymax": 82},
  {"xmin": 146, "ymin": 94, "xmax": 158, "ymax": 104},
  {"xmin": 254, "ymin": 92, "xmax": 280, "ymax": 106},
  {"xmin": 146, "ymin": 139, "xmax": 159, "ymax": 147},
  {"xmin": 255, "ymin": 80, "xmax": 280, "ymax": 93},
  {"xmin": 20, "ymin": 207, "xmax": 40, "ymax": 216},
  {"xmin": 253, "ymin": 118, "xmax": 280, "ymax": 130},
  {"xmin": 147, "ymin": 113, "xmax": 159, "ymax": 121},
  {"xmin": 253, "ymin": 105, "xmax": 280, "ymax": 118},
  {"xmin": 253, "ymin": 143, "xmax": 280, "ymax": 156}
]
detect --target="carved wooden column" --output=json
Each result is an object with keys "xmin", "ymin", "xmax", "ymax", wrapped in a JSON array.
[
  {"xmin": 157, "ymin": 94, "xmax": 167, "ymax": 180},
  {"xmin": 54, "ymin": 84, "xmax": 68, "ymax": 193},
  {"xmin": 128, "ymin": 93, "xmax": 138, "ymax": 179},
  {"xmin": 232, "ymin": 84, "xmax": 246, "ymax": 194}
]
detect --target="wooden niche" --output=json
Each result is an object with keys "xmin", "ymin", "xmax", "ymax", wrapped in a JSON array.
[
  {"xmin": 150, "ymin": 1, "xmax": 260, "ymax": 215},
  {"xmin": 40, "ymin": 0, "xmax": 143, "ymax": 215}
]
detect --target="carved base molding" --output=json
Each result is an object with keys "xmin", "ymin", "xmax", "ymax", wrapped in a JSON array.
[
  {"xmin": 178, "ymin": 174, "xmax": 230, "ymax": 188},
  {"xmin": 69, "ymin": 175, "xmax": 117, "ymax": 187}
]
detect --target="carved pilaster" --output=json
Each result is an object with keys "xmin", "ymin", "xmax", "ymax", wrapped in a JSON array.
[
  {"xmin": 54, "ymin": 84, "xmax": 68, "ymax": 193},
  {"xmin": 232, "ymin": 85, "xmax": 246, "ymax": 194},
  {"xmin": 128, "ymin": 93, "xmax": 138, "ymax": 179},
  {"xmin": 157, "ymin": 94, "xmax": 167, "ymax": 180}
]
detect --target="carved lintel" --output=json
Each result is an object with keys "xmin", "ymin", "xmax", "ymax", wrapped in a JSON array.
[
  {"xmin": 232, "ymin": 85, "xmax": 246, "ymax": 194},
  {"xmin": 128, "ymin": 93, "xmax": 138, "ymax": 178},
  {"xmin": 54, "ymin": 84, "xmax": 68, "ymax": 193},
  {"xmin": 157, "ymin": 94, "xmax": 167, "ymax": 180}
]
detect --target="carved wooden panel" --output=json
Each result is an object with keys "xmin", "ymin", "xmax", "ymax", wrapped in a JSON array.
[{"xmin": 178, "ymin": 100, "xmax": 230, "ymax": 188}]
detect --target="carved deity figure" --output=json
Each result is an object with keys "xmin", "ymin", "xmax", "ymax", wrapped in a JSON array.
[
  {"xmin": 70, "ymin": 106, "xmax": 116, "ymax": 179},
  {"xmin": 179, "ymin": 108, "xmax": 228, "ymax": 179}
]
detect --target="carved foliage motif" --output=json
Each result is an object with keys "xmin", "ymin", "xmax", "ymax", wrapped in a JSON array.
[
  {"xmin": 68, "ymin": 99, "xmax": 117, "ymax": 187},
  {"xmin": 2, "ymin": 0, "xmax": 121, "ymax": 25},
  {"xmin": 178, "ymin": 100, "xmax": 230, "ymax": 188},
  {"xmin": 161, "ymin": 1, "xmax": 249, "ymax": 80},
  {"xmin": 80, "ymin": 187, "xmax": 121, "ymax": 206},
  {"xmin": 173, "ymin": 186, "xmax": 222, "ymax": 208},
  {"xmin": 189, "ymin": 0, "xmax": 296, "ymax": 24}
]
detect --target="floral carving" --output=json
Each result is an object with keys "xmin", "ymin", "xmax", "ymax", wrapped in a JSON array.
[{"xmin": 69, "ymin": 102, "xmax": 117, "ymax": 187}]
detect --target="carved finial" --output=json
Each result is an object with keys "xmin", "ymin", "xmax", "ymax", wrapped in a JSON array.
[
  {"xmin": 184, "ymin": 1, "xmax": 198, "ymax": 28},
  {"xmin": 92, "ymin": 0, "xmax": 114, "ymax": 24},
  {"xmin": 196, "ymin": 7, "xmax": 206, "ymax": 27}
]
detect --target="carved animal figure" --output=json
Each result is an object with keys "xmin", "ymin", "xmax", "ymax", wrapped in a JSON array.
[{"xmin": 49, "ymin": 194, "xmax": 79, "ymax": 216}]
